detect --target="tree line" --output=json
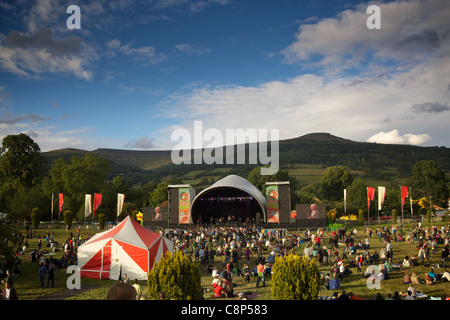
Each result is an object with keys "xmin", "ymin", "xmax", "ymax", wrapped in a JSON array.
[
  {"xmin": 297, "ymin": 163, "xmax": 448, "ymax": 217},
  {"xmin": 0, "ymin": 134, "xmax": 448, "ymax": 224}
]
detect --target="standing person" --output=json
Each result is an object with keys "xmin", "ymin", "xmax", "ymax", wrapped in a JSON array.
[
  {"xmin": 47, "ymin": 258, "xmax": 56, "ymax": 288},
  {"xmin": 38, "ymin": 263, "xmax": 46, "ymax": 289},
  {"xmin": 1, "ymin": 282, "xmax": 18, "ymax": 300},
  {"xmin": 256, "ymin": 262, "xmax": 265, "ymax": 288},
  {"xmin": 441, "ymin": 245, "xmax": 449, "ymax": 269},
  {"xmin": 132, "ymin": 279, "xmax": 143, "ymax": 300},
  {"xmin": 1, "ymin": 269, "xmax": 14, "ymax": 288},
  {"xmin": 380, "ymin": 248, "xmax": 386, "ymax": 264}
]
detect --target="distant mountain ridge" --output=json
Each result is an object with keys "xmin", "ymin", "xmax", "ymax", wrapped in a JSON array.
[{"xmin": 42, "ymin": 132, "xmax": 450, "ymax": 187}]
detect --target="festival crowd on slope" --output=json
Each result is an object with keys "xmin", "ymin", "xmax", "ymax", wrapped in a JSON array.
[{"xmin": 1, "ymin": 219, "xmax": 450, "ymax": 300}]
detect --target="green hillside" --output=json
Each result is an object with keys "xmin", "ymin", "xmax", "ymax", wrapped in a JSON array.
[{"xmin": 42, "ymin": 133, "xmax": 450, "ymax": 190}]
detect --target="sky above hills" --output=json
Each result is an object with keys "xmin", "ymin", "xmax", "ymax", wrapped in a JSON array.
[{"xmin": 0, "ymin": 0, "xmax": 449, "ymax": 152}]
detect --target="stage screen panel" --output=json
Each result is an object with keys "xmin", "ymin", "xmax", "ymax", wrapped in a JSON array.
[
  {"xmin": 266, "ymin": 185, "xmax": 279, "ymax": 223},
  {"xmin": 142, "ymin": 206, "xmax": 168, "ymax": 222},
  {"xmin": 178, "ymin": 187, "xmax": 191, "ymax": 224},
  {"xmin": 296, "ymin": 204, "xmax": 327, "ymax": 228}
]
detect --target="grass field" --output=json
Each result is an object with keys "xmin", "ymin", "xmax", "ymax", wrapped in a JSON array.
[{"xmin": 3, "ymin": 221, "xmax": 450, "ymax": 300}]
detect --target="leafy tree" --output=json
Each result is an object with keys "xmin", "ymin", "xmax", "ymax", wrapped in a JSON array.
[
  {"xmin": 358, "ymin": 209, "xmax": 364, "ymax": 225},
  {"xmin": 247, "ymin": 167, "xmax": 299, "ymax": 208},
  {"xmin": 271, "ymin": 254, "xmax": 320, "ymax": 300},
  {"xmin": 346, "ymin": 178, "xmax": 366, "ymax": 214},
  {"xmin": 0, "ymin": 133, "xmax": 45, "ymax": 188},
  {"xmin": 42, "ymin": 154, "xmax": 110, "ymax": 219},
  {"xmin": 409, "ymin": 160, "xmax": 448, "ymax": 207},
  {"xmin": 297, "ymin": 184, "xmax": 320, "ymax": 204},
  {"xmin": 392, "ymin": 209, "xmax": 397, "ymax": 224},
  {"xmin": 320, "ymin": 166, "xmax": 353, "ymax": 202},
  {"xmin": 146, "ymin": 178, "xmax": 182, "ymax": 207},
  {"xmin": 0, "ymin": 224, "xmax": 16, "ymax": 266},
  {"xmin": 0, "ymin": 134, "xmax": 45, "ymax": 212},
  {"xmin": 31, "ymin": 207, "xmax": 40, "ymax": 229},
  {"xmin": 147, "ymin": 251, "xmax": 202, "ymax": 300},
  {"xmin": 98, "ymin": 213, "xmax": 106, "ymax": 230},
  {"xmin": 63, "ymin": 210, "xmax": 75, "ymax": 229},
  {"xmin": 383, "ymin": 184, "xmax": 400, "ymax": 213},
  {"xmin": 8, "ymin": 185, "xmax": 48, "ymax": 221}
]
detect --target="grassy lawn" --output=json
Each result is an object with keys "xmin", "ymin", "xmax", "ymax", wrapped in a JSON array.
[{"xmin": 3, "ymin": 221, "xmax": 450, "ymax": 300}]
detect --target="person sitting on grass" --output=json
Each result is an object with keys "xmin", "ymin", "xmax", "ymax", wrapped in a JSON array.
[
  {"xmin": 425, "ymin": 272, "xmax": 434, "ymax": 286},
  {"xmin": 214, "ymin": 281, "xmax": 226, "ymax": 298},
  {"xmin": 411, "ymin": 273, "xmax": 422, "ymax": 285},
  {"xmin": 428, "ymin": 267, "xmax": 437, "ymax": 283},
  {"xmin": 401, "ymin": 271, "xmax": 411, "ymax": 284}
]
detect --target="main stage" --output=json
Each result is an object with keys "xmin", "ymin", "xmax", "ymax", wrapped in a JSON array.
[{"xmin": 140, "ymin": 174, "xmax": 327, "ymax": 231}]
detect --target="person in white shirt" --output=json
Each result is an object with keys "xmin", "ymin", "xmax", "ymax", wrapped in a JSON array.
[
  {"xmin": 407, "ymin": 284, "xmax": 416, "ymax": 297},
  {"xmin": 404, "ymin": 291, "xmax": 415, "ymax": 300}
]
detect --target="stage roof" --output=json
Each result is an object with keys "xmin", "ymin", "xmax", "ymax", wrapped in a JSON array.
[{"xmin": 191, "ymin": 174, "xmax": 267, "ymax": 214}]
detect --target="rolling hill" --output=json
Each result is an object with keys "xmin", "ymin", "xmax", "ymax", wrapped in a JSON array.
[{"xmin": 42, "ymin": 132, "xmax": 450, "ymax": 189}]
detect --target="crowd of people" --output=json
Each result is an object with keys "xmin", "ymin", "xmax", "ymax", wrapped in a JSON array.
[
  {"xmin": 2, "ymin": 219, "xmax": 450, "ymax": 300},
  {"xmin": 315, "ymin": 222, "xmax": 450, "ymax": 300},
  {"xmin": 0, "ymin": 225, "xmax": 90, "ymax": 300}
]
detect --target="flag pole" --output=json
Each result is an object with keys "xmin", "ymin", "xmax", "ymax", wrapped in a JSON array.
[
  {"xmin": 401, "ymin": 186, "xmax": 404, "ymax": 228},
  {"xmin": 367, "ymin": 190, "xmax": 370, "ymax": 228},
  {"xmin": 51, "ymin": 193, "xmax": 54, "ymax": 229},
  {"xmin": 410, "ymin": 187, "xmax": 413, "ymax": 225},
  {"xmin": 377, "ymin": 195, "xmax": 380, "ymax": 226}
]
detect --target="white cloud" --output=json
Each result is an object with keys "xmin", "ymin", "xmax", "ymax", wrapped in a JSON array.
[
  {"xmin": 158, "ymin": 51, "xmax": 450, "ymax": 148},
  {"xmin": 106, "ymin": 39, "xmax": 167, "ymax": 66},
  {"xmin": 0, "ymin": 28, "xmax": 94, "ymax": 80},
  {"xmin": 153, "ymin": 0, "xmax": 450, "ymax": 148},
  {"xmin": 125, "ymin": 137, "xmax": 156, "ymax": 149},
  {"xmin": 366, "ymin": 130, "xmax": 431, "ymax": 145},
  {"xmin": 174, "ymin": 43, "xmax": 210, "ymax": 55},
  {"xmin": 282, "ymin": 0, "xmax": 450, "ymax": 70}
]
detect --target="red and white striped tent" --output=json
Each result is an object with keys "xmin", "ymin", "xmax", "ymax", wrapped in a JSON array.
[{"xmin": 78, "ymin": 216, "xmax": 173, "ymax": 280}]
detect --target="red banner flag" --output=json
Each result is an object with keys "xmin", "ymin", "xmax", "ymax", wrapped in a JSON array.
[
  {"xmin": 58, "ymin": 193, "xmax": 64, "ymax": 218},
  {"xmin": 401, "ymin": 186, "xmax": 409, "ymax": 209},
  {"xmin": 367, "ymin": 187, "xmax": 375, "ymax": 210},
  {"xmin": 93, "ymin": 193, "xmax": 102, "ymax": 218}
]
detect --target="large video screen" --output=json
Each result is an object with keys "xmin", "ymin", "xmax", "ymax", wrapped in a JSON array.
[
  {"xmin": 142, "ymin": 206, "xmax": 168, "ymax": 222},
  {"xmin": 295, "ymin": 204, "xmax": 327, "ymax": 228}
]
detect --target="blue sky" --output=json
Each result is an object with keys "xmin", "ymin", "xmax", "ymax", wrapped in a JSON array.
[{"xmin": 0, "ymin": 0, "xmax": 449, "ymax": 151}]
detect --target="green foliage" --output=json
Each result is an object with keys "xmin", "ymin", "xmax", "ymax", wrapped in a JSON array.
[
  {"xmin": 8, "ymin": 185, "xmax": 48, "ymax": 221},
  {"xmin": 384, "ymin": 185, "xmax": 401, "ymax": 213},
  {"xmin": 146, "ymin": 178, "xmax": 182, "ymax": 207},
  {"xmin": 0, "ymin": 133, "xmax": 45, "ymax": 189},
  {"xmin": 328, "ymin": 222, "xmax": 344, "ymax": 231},
  {"xmin": 31, "ymin": 207, "xmax": 40, "ymax": 229},
  {"xmin": 147, "ymin": 251, "xmax": 202, "ymax": 300},
  {"xmin": 427, "ymin": 210, "xmax": 432, "ymax": 223},
  {"xmin": 271, "ymin": 254, "xmax": 321, "ymax": 300},
  {"xmin": 63, "ymin": 210, "xmax": 75, "ymax": 229},
  {"xmin": 247, "ymin": 167, "xmax": 298, "ymax": 209},
  {"xmin": 297, "ymin": 184, "xmax": 320, "ymax": 204},
  {"xmin": 347, "ymin": 178, "xmax": 367, "ymax": 214},
  {"xmin": 131, "ymin": 209, "xmax": 139, "ymax": 221},
  {"xmin": 42, "ymin": 154, "xmax": 110, "ymax": 216},
  {"xmin": 321, "ymin": 165, "xmax": 353, "ymax": 202},
  {"xmin": 147, "ymin": 182, "xmax": 169, "ymax": 207},
  {"xmin": 0, "ymin": 134, "xmax": 45, "ymax": 213},
  {"xmin": 358, "ymin": 209, "xmax": 364, "ymax": 225},
  {"xmin": 98, "ymin": 213, "xmax": 106, "ymax": 230},
  {"xmin": 409, "ymin": 160, "xmax": 448, "ymax": 207},
  {"xmin": 392, "ymin": 209, "xmax": 397, "ymax": 225},
  {"xmin": 0, "ymin": 224, "xmax": 16, "ymax": 262}
]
